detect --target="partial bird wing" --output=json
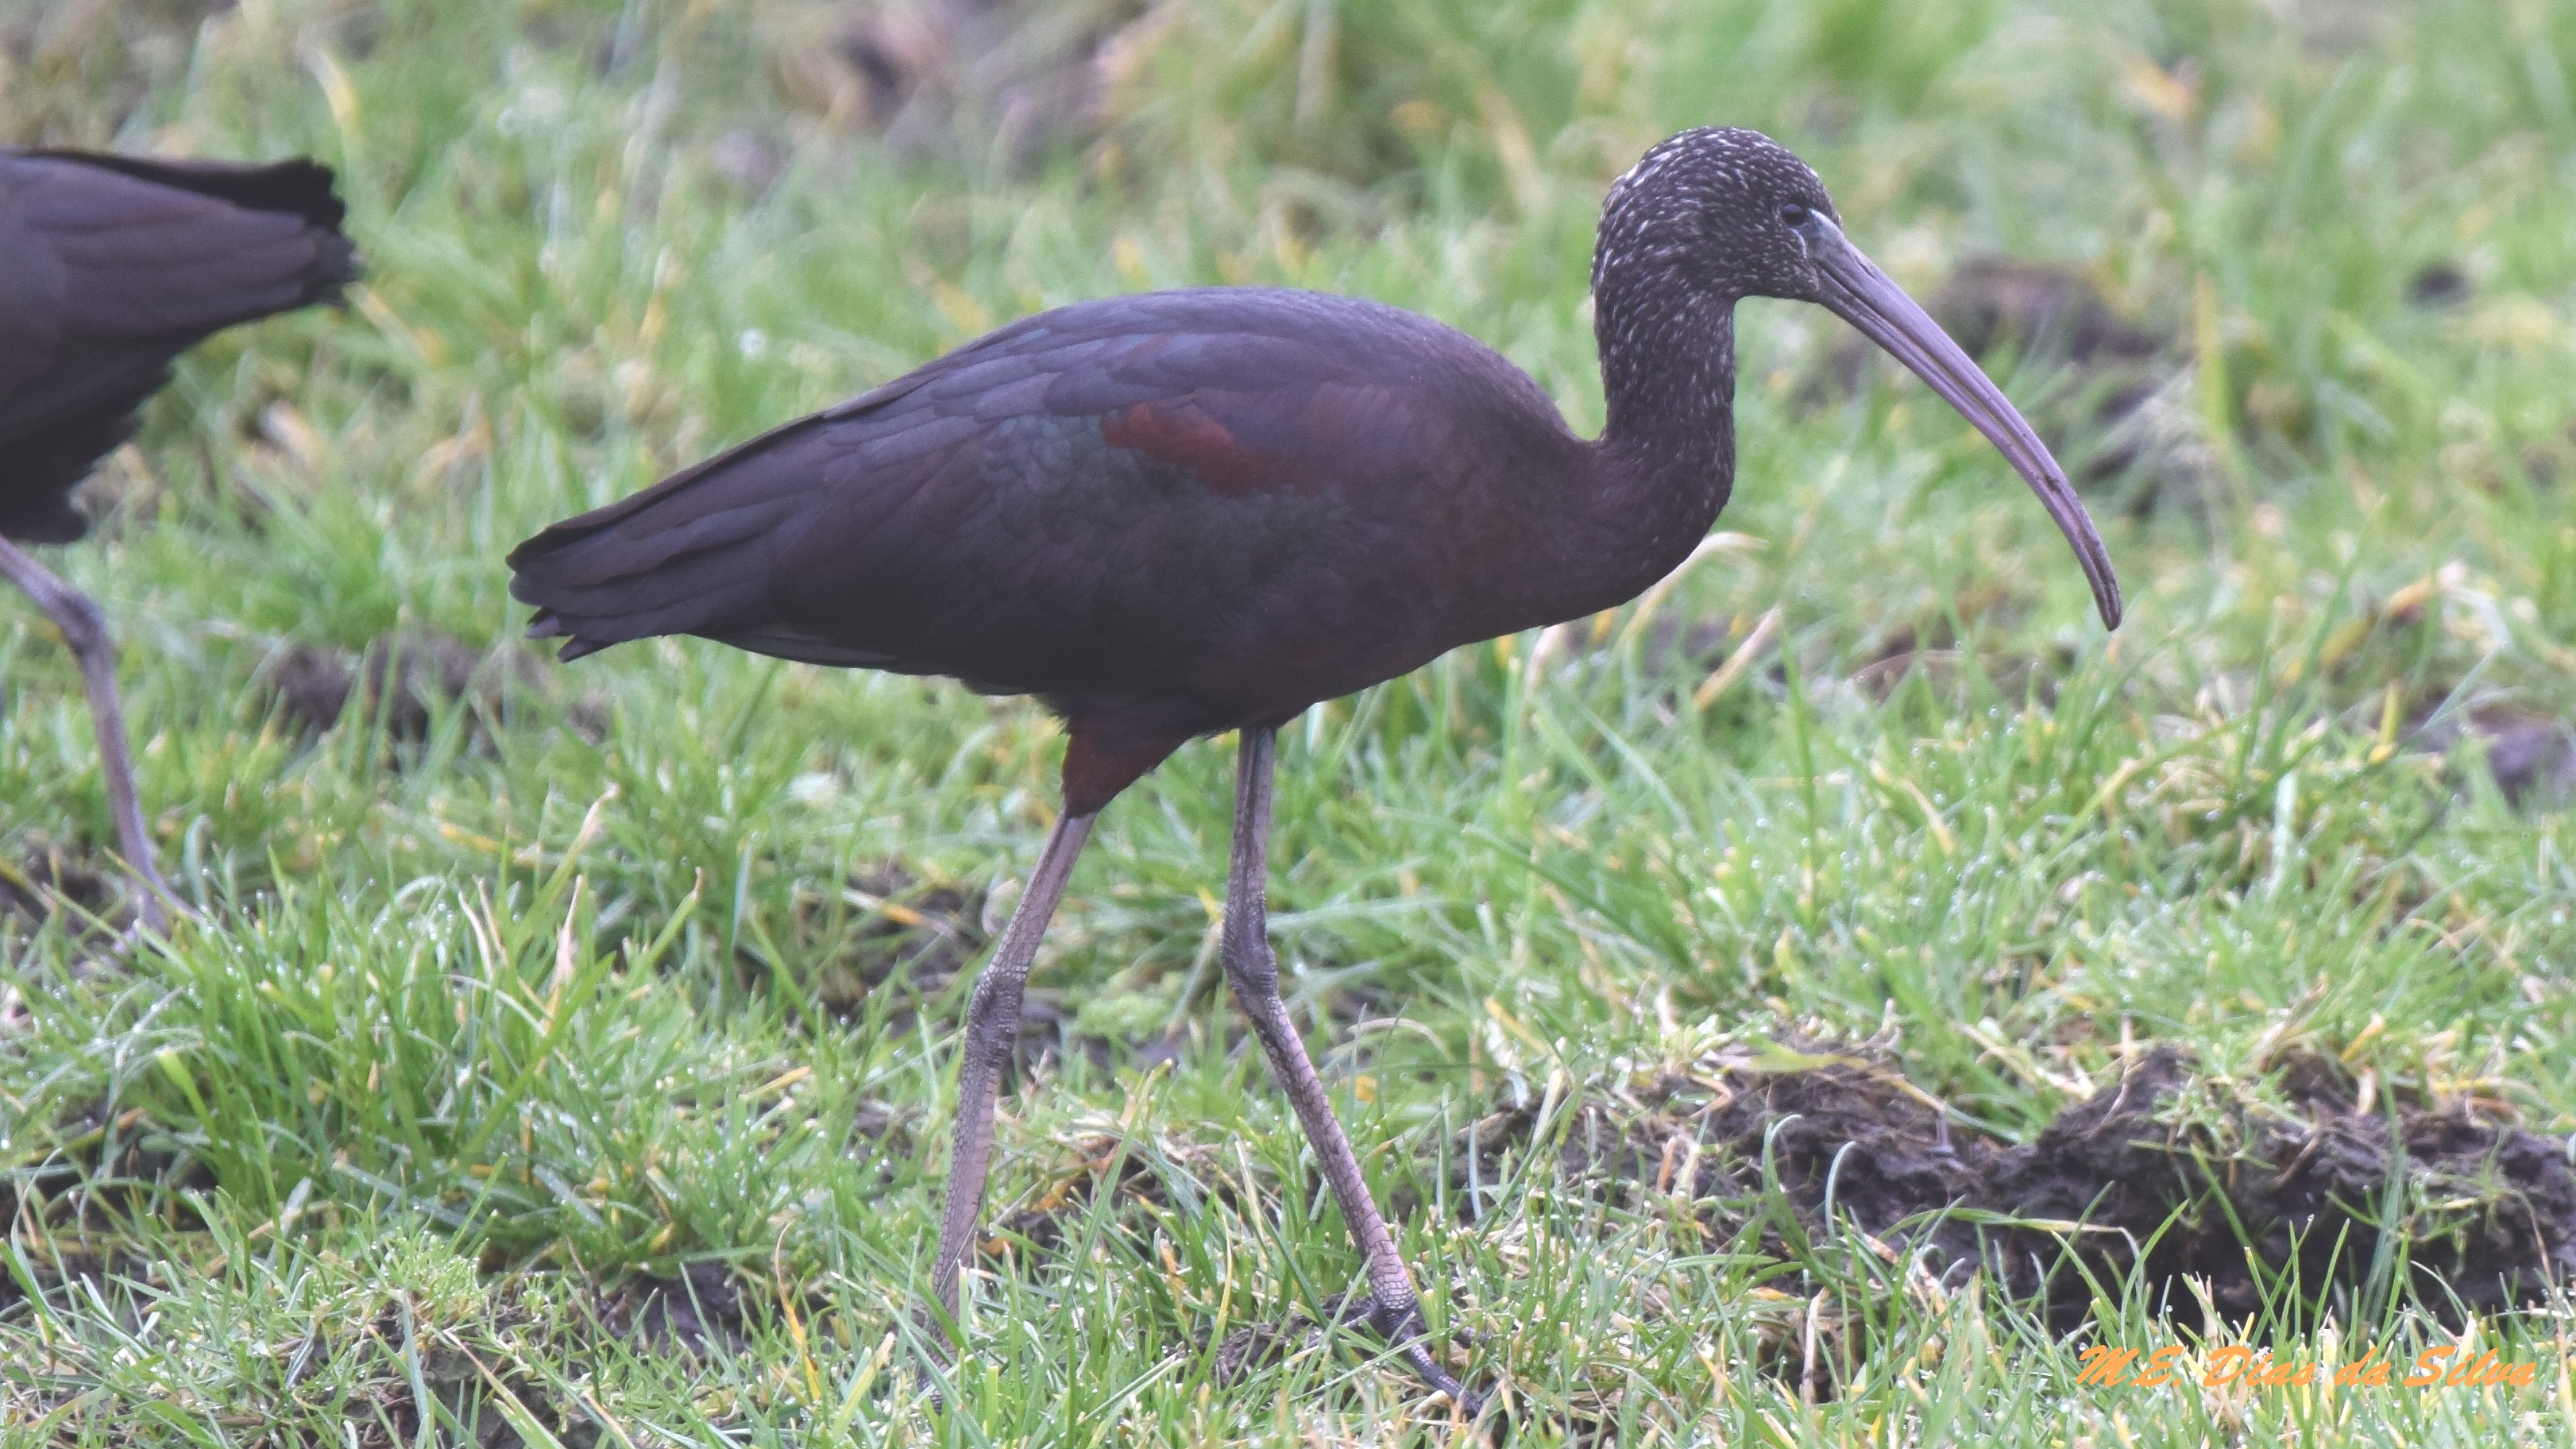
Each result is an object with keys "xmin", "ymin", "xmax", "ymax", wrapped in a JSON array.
[
  {"xmin": 0, "ymin": 151, "xmax": 358, "ymax": 541},
  {"xmin": 510, "ymin": 288, "xmax": 1583, "ymax": 728}
]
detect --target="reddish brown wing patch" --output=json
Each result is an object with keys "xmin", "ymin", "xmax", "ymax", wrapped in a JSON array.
[{"xmin": 1100, "ymin": 400, "xmax": 1295, "ymax": 497}]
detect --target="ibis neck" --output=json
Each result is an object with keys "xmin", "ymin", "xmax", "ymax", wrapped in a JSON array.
[{"xmin": 1587, "ymin": 277, "xmax": 1740, "ymax": 566}]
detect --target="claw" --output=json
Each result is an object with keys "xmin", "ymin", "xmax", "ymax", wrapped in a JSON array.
[{"xmin": 1368, "ymin": 1293, "xmax": 1488, "ymax": 1419}]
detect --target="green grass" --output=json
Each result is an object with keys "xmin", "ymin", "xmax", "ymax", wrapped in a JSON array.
[{"xmin": 5, "ymin": 0, "xmax": 2574, "ymax": 1441}]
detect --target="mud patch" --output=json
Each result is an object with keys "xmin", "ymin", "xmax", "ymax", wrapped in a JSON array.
[
  {"xmin": 0, "ymin": 836, "xmax": 129, "ymax": 936},
  {"xmin": 265, "ymin": 632, "xmax": 535, "ymax": 744},
  {"xmin": 2407, "ymin": 703, "xmax": 2576, "ymax": 810},
  {"xmin": 760, "ymin": 0, "xmax": 1138, "ymax": 164},
  {"xmin": 1206, "ymin": 1292, "xmax": 1377, "ymax": 1385},
  {"xmin": 594, "ymin": 1261, "xmax": 751, "ymax": 1356},
  {"xmin": 1458, "ymin": 1044, "xmax": 2576, "ymax": 1331},
  {"xmin": 2462, "ymin": 708, "xmax": 2575, "ymax": 807},
  {"xmin": 284, "ymin": 1300, "xmax": 608, "ymax": 1449},
  {"xmin": 801, "ymin": 861, "xmax": 991, "ymax": 1013},
  {"xmin": 2404, "ymin": 261, "xmax": 2472, "ymax": 310},
  {"xmin": 1925, "ymin": 257, "xmax": 2165, "ymax": 371},
  {"xmin": 0, "ymin": 1231, "xmax": 164, "ymax": 1322},
  {"xmin": 796, "ymin": 862, "xmax": 1168, "ymax": 1075},
  {"xmin": 2, "ymin": 1099, "xmax": 220, "ymax": 1281}
]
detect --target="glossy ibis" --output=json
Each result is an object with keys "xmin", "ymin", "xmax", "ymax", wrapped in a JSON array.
[
  {"xmin": 1, "ymin": 150, "xmax": 358, "ymax": 929},
  {"xmin": 509, "ymin": 126, "xmax": 2122, "ymax": 1408}
]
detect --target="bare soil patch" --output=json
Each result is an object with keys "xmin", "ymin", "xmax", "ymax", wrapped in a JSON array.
[
  {"xmin": 1458, "ymin": 1043, "xmax": 2576, "ymax": 1330},
  {"xmin": 265, "ymin": 631, "xmax": 533, "ymax": 743}
]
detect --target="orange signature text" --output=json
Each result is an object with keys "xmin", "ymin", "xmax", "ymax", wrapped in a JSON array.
[{"xmin": 2076, "ymin": 1343, "xmax": 2543, "ymax": 1390}]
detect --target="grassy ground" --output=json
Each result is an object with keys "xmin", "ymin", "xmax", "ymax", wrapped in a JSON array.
[{"xmin": 5, "ymin": 0, "xmax": 2575, "ymax": 1442}]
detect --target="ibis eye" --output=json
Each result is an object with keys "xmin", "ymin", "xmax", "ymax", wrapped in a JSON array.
[{"xmin": 1778, "ymin": 202, "xmax": 1809, "ymax": 226}]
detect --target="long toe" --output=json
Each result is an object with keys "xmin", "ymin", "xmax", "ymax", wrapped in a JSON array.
[{"xmin": 1367, "ymin": 1294, "xmax": 1486, "ymax": 1417}]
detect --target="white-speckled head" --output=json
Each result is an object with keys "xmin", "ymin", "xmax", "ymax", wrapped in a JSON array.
[{"xmin": 1591, "ymin": 127, "xmax": 1841, "ymax": 304}]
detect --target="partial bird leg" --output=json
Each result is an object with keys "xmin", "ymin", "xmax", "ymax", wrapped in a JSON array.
[
  {"xmin": 925, "ymin": 806, "xmax": 1097, "ymax": 1343},
  {"xmin": 1220, "ymin": 727, "xmax": 1481, "ymax": 1412},
  {"xmin": 0, "ymin": 536, "xmax": 173, "ymax": 933}
]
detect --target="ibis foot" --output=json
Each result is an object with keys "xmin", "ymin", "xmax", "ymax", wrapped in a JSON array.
[{"xmin": 1365, "ymin": 1293, "xmax": 1487, "ymax": 1417}]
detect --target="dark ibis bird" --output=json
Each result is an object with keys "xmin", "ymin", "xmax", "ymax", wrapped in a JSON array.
[
  {"xmin": 509, "ymin": 126, "xmax": 2122, "ymax": 1408},
  {"xmin": 1, "ymin": 149, "xmax": 358, "ymax": 929}
]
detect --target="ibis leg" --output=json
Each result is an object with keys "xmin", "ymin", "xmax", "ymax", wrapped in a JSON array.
[
  {"xmin": 925, "ymin": 806, "xmax": 1096, "ymax": 1341},
  {"xmin": 1219, "ymin": 727, "xmax": 1480, "ymax": 1412},
  {"xmin": 0, "ymin": 536, "xmax": 173, "ymax": 932}
]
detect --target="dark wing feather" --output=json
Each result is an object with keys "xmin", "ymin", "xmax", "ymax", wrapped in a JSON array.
[
  {"xmin": 0, "ymin": 151, "xmax": 359, "ymax": 542},
  {"xmin": 508, "ymin": 288, "xmax": 1587, "ymax": 730},
  {"xmin": 507, "ymin": 369, "xmax": 940, "ymax": 663}
]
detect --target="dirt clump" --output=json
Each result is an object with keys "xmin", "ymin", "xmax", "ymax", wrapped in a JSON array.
[
  {"xmin": 2, "ymin": 1097, "xmax": 220, "ymax": 1268},
  {"xmin": 802, "ymin": 860, "xmax": 990, "ymax": 1013},
  {"xmin": 761, "ymin": 0, "xmax": 1137, "ymax": 164},
  {"xmin": 0, "ymin": 836, "xmax": 128, "ymax": 936},
  {"xmin": 2400, "ymin": 703, "xmax": 2576, "ymax": 810},
  {"xmin": 1205, "ymin": 1292, "xmax": 1379, "ymax": 1386},
  {"xmin": 595, "ymin": 1261, "xmax": 750, "ymax": 1356},
  {"xmin": 1457, "ymin": 1042, "xmax": 2576, "ymax": 1331},
  {"xmin": 800, "ymin": 862, "xmax": 1172, "ymax": 1076},
  {"xmin": 1929, "ymin": 258, "xmax": 2165, "ymax": 370},
  {"xmin": 2404, "ymin": 261, "xmax": 2472, "ymax": 310},
  {"xmin": 266, "ymin": 631, "xmax": 535, "ymax": 743},
  {"xmin": 2462, "ymin": 708, "xmax": 2575, "ymax": 806}
]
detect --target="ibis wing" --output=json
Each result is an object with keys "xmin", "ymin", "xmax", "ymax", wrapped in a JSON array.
[{"xmin": 511, "ymin": 289, "xmax": 1574, "ymax": 717}]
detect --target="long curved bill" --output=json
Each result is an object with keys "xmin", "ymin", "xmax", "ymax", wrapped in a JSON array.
[{"xmin": 1802, "ymin": 215, "xmax": 2124, "ymax": 630}]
